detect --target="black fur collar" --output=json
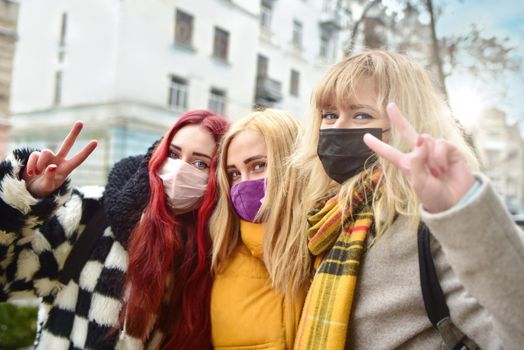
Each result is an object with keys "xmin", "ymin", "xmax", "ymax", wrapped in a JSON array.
[{"xmin": 102, "ymin": 141, "xmax": 158, "ymax": 247}]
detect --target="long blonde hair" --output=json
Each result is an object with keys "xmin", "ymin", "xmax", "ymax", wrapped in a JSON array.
[
  {"xmin": 211, "ymin": 109, "xmax": 310, "ymax": 296},
  {"xmin": 293, "ymin": 50, "xmax": 479, "ymax": 234}
]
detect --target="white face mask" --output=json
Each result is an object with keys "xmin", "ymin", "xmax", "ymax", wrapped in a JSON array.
[{"xmin": 158, "ymin": 158, "xmax": 209, "ymax": 214}]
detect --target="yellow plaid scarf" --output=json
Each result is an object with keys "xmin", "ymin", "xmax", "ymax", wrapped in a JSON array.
[{"xmin": 294, "ymin": 170, "xmax": 381, "ymax": 350}]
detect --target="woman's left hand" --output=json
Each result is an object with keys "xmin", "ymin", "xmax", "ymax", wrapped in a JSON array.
[{"xmin": 363, "ymin": 102, "xmax": 475, "ymax": 213}]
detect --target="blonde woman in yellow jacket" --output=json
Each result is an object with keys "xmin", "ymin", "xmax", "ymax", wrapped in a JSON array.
[{"xmin": 210, "ymin": 109, "xmax": 310, "ymax": 349}]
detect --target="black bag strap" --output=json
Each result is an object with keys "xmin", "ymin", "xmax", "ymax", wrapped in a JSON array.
[
  {"xmin": 418, "ymin": 223, "xmax": 450, "ymax": 325},
  {"xmin": 59, "ymin": 205, "xmax": 108, "ymax": 285},
  {"xmin": 417, "ymin": 223, "xmax": 476, "ymax": 350}
]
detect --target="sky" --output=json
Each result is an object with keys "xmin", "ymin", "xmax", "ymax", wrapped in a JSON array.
[{"xmin": 435, "ymin": 0, "xmax": 524, "ymax": 132}]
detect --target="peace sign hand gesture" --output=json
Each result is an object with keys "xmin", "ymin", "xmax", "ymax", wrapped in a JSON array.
[
  {"xmin": 22, "ymin": 121, "xmax": 98, "ymax": 199},
  {"xmin": 363, "ymin": 103, "xmax": 475, "ymax": 213}
]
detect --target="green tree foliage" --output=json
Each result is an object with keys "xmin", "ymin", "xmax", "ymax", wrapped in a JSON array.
[{"xmin": 0, "ymin": 303, "xmax": 38, "ymax": 349}]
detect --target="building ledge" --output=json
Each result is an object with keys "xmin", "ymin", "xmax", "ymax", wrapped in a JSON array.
[
  {"xmin": 0, "ymin": 118, "xmax": 11, "ymax": 128},
  {"xmin": 0, "ymin": 27, "xmax": 17, "ymax": 40},
  {"xmin": 11, "ymin": 100, "xmax": 179, "ymax": 132},
  {"xmin": 218, "ymin": 0, "xmax": 258, "ymax": 19},
  {"xmin": 210, "ymin": 56, "xmax": 232, "ymax": 67},
  {"xmin": 174, "ymin": 42, "xmax": 197, "ymax": 53}
]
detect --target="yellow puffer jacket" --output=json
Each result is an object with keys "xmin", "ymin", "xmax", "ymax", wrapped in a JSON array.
[{"xmin": 211, "ymin": 220, "xmax": 305, "ymax": 350}]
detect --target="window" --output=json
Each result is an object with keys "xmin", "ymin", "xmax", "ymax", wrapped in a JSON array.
[
  {"xmin": 58, "ymin": 13, "xmax": 67, "ymax": 62},
  {"xmin": 292, "ymin": 20, "xmax": 303, "ymax": 48},
  {"xmin": 54, "ymin": 71, "xmax": 62, "ymax": 105},
  {"xmin": 257, "ymin": 54, "xmax": 268, "ymax": 77},
  {"xmin": 319, "ymin": 30, "xmax": 334, "ymax": 58},
  {"xmin": 175, "ymin": 9, "xmax": 194, "ymax": 46},
  {"xmin": 213, "ymin": 27, "xmax": 230, "ymax": 60},
  {"xmin": 168, "ymin": 76, "xmax": 188, "ymax": 111},
  {"xmin": 487, "ymin": 128, "xmax": 502, "ymax": 139},
  {"xmin": 290, "ymin": 69, "xmax": 300, "ymax": 96},
  {"xmin": 59, "ymin": 13, "xmax": 67, "ymax": 46},
  {"xmin": 323, "ymin": 0, "xmax": 334, "ymax": 11},
  {"xmin": 320, "ymin": 34, "xmax": 329, "ymax": 57},
  {"xmin": 209, "ymin": 88, "xmax": 226, "ymax": 114},
  {"xmin": 260, "ymin": 0, "xmax": 272, "ymax": 30}
]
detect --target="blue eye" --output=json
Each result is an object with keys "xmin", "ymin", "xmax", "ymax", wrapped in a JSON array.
[
  {"xmin": 228, "ymin": 170, "xmax": 241, "ymax": 182},
  {"xmin": 321, "ymin": 112, "xmax": 338, "ymax": 120},
  {"xmin": 169, "ymin": 151, "xmax": 180, "ymax": 159},
  {"xmin": 354, "ymin": 113, "xmax": 373, "ymax": 120},
  {"xmin": 252, "ymin": 161, "xmax": 267, "ymax": 172},
  {"xmin": 193, "ymin": 160, "xmax": 209, "ymax": 170}
]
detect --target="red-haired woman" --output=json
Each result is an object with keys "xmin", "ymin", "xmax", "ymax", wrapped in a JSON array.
[{"xmin": 0, "ymin": 110, "xmax": 229, "ymax": 349}]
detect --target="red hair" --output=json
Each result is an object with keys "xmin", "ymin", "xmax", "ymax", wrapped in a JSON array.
[{"xmin": 123, "ymin": 110, "xmax": 229, "ymax": 349}]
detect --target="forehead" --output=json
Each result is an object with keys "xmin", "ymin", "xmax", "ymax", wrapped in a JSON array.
[
  {"xmin": 226, "ymin": 129, "xmax": 267, "ymax": 165},
  {"xmin": 170, "ymin": 124, "xmax": 216, "ymax": 154},
  {"xmin": 318, "ymin": 76, "xmax": 379, "ymax": 110}
]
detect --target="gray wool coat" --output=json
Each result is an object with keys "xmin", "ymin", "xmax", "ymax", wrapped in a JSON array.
[{"xmin": 345, "ymin": 173, "xmax": 524, "ymax": 349}]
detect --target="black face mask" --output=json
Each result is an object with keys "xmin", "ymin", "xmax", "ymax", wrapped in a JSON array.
[{"xmin": 317, "ymin": 128, "xmax": 386, "ymax": 184}]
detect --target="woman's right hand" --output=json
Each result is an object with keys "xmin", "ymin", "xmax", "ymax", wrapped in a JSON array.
[
  {"xmin": 363, "ymin": 103, "xmax": 474, "ymax": 213},
  {"xmin": 22, "ymin": 121, "xmax": 98, "ymax": 198}
]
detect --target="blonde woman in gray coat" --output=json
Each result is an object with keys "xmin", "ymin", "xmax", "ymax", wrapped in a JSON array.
[{"xmin": 292, "ymin": 50, "xmax": 524, "ymax": 349}]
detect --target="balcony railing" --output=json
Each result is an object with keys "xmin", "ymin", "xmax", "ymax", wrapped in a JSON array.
[
  {"xmin": 319, "ymin": 9, "xmax": 343, "ymax": 33},
  {"xmin": 255, "ymin": 76, "xmax": 282, "ymax": 105}
]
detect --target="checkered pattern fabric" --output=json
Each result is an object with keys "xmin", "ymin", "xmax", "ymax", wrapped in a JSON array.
[{"xmin": 0, "ymin": 149, "xmax": 162, "ymax": 349}]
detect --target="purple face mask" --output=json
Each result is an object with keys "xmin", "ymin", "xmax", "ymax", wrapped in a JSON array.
[{"xmin": 230, "ymin": 178, "xmax": 266, "ymax": 222}]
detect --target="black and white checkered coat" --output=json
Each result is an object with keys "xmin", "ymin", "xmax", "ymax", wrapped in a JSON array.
[{"xmin": 0, "ymin": 148, "xmax": 164, "ymax": 349}]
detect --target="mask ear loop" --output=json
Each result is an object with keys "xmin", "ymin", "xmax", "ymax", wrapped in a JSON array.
[{"xmin": 119, "ymin": 288, "xmax": 130, "ymax": 341}]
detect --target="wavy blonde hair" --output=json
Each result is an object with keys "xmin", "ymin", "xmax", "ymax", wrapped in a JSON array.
[
  {"xmin": 293, "ymin": 50, "xmax": 480, "ymax": 235},
  {"xmin": 210, "ymin": 109, "xmax": 310, "ymax": 296}
]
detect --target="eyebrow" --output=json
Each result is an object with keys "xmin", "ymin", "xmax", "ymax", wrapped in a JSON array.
[
  {"xmin": 321, "ymin": 104, "xmax": 378, "ymax": 113},
  {"xmin": 349, "ymin": 104, "xmax": 379, "ymax": 113},
  {"xmin": 170, "ymin": 144, "xmax": 212, "ymax": 160},
  {"xmin": 226, "ymin": 155, "xmax": 266, "ymax": 169},
  {"xmin": 243, "ymin": 155, "xmax": 266, "ymax": 164}
]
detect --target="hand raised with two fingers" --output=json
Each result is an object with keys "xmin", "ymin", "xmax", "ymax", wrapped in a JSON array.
[
  {"xmin": 363, "ymin": 103, "xmax": 475, "ymax": 213},
  {"xmin": 22, "ymin": 121, "xmax": 98, "ymax": 198}
]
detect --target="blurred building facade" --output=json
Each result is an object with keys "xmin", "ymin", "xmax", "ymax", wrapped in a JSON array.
[
  {"xmin": 0, "ymin": 0, "xmax": 18, "ymax": 160},
  {"xmin": 9, "ymin": 0, "xmax": 345, "ymax": 185},
  {"xmin": 472, "ymin": 108, "xmax": 524, "ymax": 214}
]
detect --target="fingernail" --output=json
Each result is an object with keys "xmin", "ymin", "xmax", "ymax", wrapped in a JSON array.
[
  {"xmin": 48, "ymin": 167, "xmax": 56, "ymax": 172},
  {"xmin": 417, "ymin": 136, "xmax": 424, "ymax": 147},
  {"xmin": 35, "ymin": 169, "xmax": 41, "ymax": 175},
  {"xmin": 430, "ymin": 168, "xmax": 440, "ymax": 177},
  {"xmin": 27, "ymin": 170, "xmax": 33, "ymax": 176}
]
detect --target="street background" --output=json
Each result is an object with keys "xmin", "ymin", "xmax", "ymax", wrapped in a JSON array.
[{"xmin": 0, "ymin": 0, "xmax": 523, "ymax": 347}]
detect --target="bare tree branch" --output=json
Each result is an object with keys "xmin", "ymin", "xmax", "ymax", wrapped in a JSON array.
[
  {"xmin": 426, "ymin": 0, "xmax": 449, "ymax": 99},
  {"xmin": 343, "ymin": 0, "xmax": 382, "ymax": 55}
]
